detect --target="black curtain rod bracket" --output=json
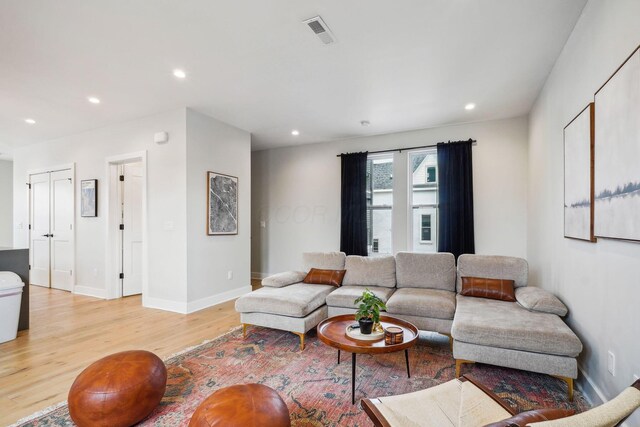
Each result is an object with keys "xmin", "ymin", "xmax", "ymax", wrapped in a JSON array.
[{"xmin": 337, "ymin": 138, "xmax": 476, "ymax": 157}]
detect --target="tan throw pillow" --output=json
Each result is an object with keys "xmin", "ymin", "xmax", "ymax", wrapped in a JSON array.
[
  {"xmin": 483, "ymin": 408, "xmax": 575, "ymax": 426},
  {"xmin": 461, "ymin": 277, "xmax": 516, "ymax": 302},
  {"xmin": 303, "ymin": 268, "xmax": 346, "ymax": 287},
  {"xmin": 515, "ymin": 287, "xmax": 568, "ymax": 317}
]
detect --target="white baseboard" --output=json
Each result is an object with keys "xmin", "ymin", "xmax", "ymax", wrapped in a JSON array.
[
  {"xmin": 251, "ymin": 272, "xmax": 268, "ymax": 280},
  {"xmin": 142, "ymin": 286, "xmax": 250, "ymax": 315},
  {"xmin": 73, "ymin": 285, "xmax": 107, "ymax": 299},
  {"xmin": 576, "ymin": 363, "xmax": 606, "ymax": 406},
  {"xmin": 143, "ymin": 296, "xmax": 188, "ymax": 314},
  {"xmin": 186, "ymin": 285, "xmax": 251, "ymax": 314}
]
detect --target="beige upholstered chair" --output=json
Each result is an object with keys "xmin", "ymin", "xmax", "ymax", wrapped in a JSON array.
[{"xmin": 362, "ymin": 377, "xmax": 640, "ymax": 427}]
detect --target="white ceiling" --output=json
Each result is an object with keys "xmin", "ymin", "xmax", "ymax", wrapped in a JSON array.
[{"xmin": 0, "ymin": 0, "xmax": 586, "ymax": 157}]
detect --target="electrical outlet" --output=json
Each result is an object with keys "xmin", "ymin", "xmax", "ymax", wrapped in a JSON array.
[
  {"xmin": 260, "ymin": 221, "xmax": 266, "ymax": 228},
  {"xmin": 227, "ymin": 270, "xmax": 233, "ymax": 280},
  {"xmin": 93, "ymin": 268, "xmax": 98, "ymax": 277},
  {"xmin": 607, "ymin": 351, "xmax": 616, "ymax": 376}
]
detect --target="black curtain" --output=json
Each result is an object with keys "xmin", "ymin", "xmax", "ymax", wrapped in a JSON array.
[
  {"xmin": 340, "ymin": 152, "xmax": 368, "ymax": 256},
  {"xmin": 437, "ymin": 141, "xmax": 475, "ymax": 258}
]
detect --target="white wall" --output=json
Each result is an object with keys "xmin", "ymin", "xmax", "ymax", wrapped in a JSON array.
[
  {"xmin": 0, "ymin": 160, "xmax": 12, "ymax": 247},
  {"xmin": 252, "ymin": 116, "xmax": 528, "ymax": 275},
  {"xmin": 528, "ymin": 1, "xmax": 640, "ymax": 423},
  {"xmin": 13, "ymin": 109, "xmax": 189, "ymax": 306},
  {"xmin": 185, "ymin": 109, "xmax": 251, "ymax": 312}
]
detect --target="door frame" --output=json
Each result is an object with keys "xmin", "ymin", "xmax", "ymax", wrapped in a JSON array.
[
  {"xmin": 27, "ymin": 163, "xmax": 76, "ymax": 291},
  {"xmin": 105, "ymin": 152, "xmax": 148, "ymax": 300}
]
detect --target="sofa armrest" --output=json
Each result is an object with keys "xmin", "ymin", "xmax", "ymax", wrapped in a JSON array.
[
  {"xmin": 515, "ymin": 287, "xmax": 568, "ymax": 317},
  {"xmin": 262, "ymin": 271, "xmax": 307, "ymax": 288}
]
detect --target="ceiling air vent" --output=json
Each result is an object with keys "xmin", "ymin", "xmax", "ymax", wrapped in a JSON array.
[{"xmin": 303, "ymin": 16, "xmax": 336, "ymax": 45}]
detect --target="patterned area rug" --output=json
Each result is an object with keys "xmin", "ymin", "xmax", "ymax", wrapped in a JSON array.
[{"xmin": 16, "ymin": 326, "xmax": 589, "ymax": 426}]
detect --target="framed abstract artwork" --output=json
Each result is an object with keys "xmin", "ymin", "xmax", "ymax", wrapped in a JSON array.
[
  {"xmin": 207, "ymin": 171, "xmax": 238, "ymax": 235},
  {"xmin": 564, "ymin": 103, "xmax": 595, "ymax": 242},
  {"xmin": 80, "ymin": 179, "xmax": 98, "ymax": 217},
  {"xmin": 594, "ymin": 45, "xmax": 640, "ymax": 242}
]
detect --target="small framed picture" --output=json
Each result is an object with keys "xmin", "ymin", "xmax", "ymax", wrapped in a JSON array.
[
  {"xmin": 81, "ymin": 179, "xmax": 98, "ymax": 217},
  {"xmin": 207, "ymin": 172, "xmax": 238, "ymax": 235}
]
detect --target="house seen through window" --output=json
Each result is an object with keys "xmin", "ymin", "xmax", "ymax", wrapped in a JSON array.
[
  {"xmin": 366, "ymin": 149, "xmax": 438, "ymax": 256},
  {"xmin": 366, "ymin": 154, "xmax": 393, "ymax": 256},
  {"xmin": 411, "ymin": 149, "xmax": 438, "ymax": 252}
]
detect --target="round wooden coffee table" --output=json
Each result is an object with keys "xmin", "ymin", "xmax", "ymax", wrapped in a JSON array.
[{"xmin": 317, "ymin": 314, "xmax": 419, "ymax": 404}]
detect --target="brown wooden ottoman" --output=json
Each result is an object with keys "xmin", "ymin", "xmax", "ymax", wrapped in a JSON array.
[
  {"xmin": 189, "ymin": 383, "xmax": 290, "ymax": 427},
  {"xmin": 68, "ymin": 350, "xmax": 167, "ymax": 427}
]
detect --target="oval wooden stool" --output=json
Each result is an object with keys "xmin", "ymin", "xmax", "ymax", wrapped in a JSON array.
[
  {"xmin": 189, "ymin": 383, "xmax": 290, "ymax": 427},
  {"xmin": 68, "ymin": 350, "xmax": 167, "ymax": 427}
]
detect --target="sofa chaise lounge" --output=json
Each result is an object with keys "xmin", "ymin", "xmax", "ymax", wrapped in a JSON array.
[{"xmin": 235, "ymin": 251, "xmax": 582, "ymax": 398}]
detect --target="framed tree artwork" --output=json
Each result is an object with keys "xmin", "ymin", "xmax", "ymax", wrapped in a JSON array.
[
  {"xmin": 81, "ymin": 179, "xmax": 98, "ymax": 217},
  {"xmin": 594, "ymin": 45, "xmax": 640, "ymax": 242},
  {"xmin": 564, "ymin": 103, "xmax": 595, "ymax": 242},
  {"xmin": 207, "ymin": 171, "xmax": 238, "ymax": 235}
]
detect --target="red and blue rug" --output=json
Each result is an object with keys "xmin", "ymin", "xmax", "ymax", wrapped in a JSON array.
[{"xmin": 15, "ymin": 326, "xmax": 589, "ymax": 426}]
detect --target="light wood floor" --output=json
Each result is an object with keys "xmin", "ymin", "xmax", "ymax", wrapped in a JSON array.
[{"xmin": 0, "ymin": 282, "xmax": 260, "ymax": 426}]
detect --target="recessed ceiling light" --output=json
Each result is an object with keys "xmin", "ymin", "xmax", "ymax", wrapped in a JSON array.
[
  {"xmin": 88, "ymin": 96, "xmax": 101, "ymax": 104},
  {"xmin": 465, "ymin": 103, "xmax": 476, "ymax": 110},
  {"xmin": 360, "ymin": 120, "xmax": 370, "ymax": 127},
  {"xmin": 24, "ymin": 118, "xmax": 36, "ymax": 124},
  {"xmin": 173, "ymin": 69, "xmax": 187, "ymax": 79},
  {"xmin": 291, "ymin": 130, "xmax": 300, "ymax": 136}
]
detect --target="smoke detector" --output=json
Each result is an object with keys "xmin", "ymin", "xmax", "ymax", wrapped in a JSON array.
[{"xmin": 303, "ymin": 16, "xmax": 336, "ymax": 45}]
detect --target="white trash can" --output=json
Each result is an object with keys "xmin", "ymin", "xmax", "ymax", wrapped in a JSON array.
[{"xmin": 0, "ymin": 272, "xmax": 25, "ymax": 343}]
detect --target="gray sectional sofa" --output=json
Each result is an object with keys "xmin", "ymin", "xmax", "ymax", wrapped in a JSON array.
[{"xmin": 235, "ymin": 251, "xmax": 582, "ymax": 398}]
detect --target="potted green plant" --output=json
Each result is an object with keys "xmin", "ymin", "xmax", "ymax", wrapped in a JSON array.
[{"xmin": 354, "ymin": 289, "xmax": 386, "ymax": 334}]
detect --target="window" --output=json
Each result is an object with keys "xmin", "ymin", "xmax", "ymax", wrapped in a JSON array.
[
  {"xmin": 420, "ymin": 214, "xmax": 432, "ymax": 242},
  {"xmin": 410, "ymin": 149, "xmax": 437, "ymax": 252},
  {"xmin": 366, "ymin": 154, "xmax": 393, "ymax": 256},
  {"xmin": 426, "ymin": 165, "xmax": 436, "ymax": 183}
]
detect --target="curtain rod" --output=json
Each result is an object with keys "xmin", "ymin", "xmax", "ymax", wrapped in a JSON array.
[{"xmin": 335, "ymin": 138, "xmax": 477, "ymax": 157}]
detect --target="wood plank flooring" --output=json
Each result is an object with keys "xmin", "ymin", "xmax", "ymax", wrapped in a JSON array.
[{"xmin": 0, "ymin": 283, "xmax": 260, "ymax": 426}]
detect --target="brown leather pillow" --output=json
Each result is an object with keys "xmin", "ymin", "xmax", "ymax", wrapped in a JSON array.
[
  {"xmin": 461, "ymin": 277, "xmax": 516, "ymax": 302},
  {"xmin": 303, "ymin": 268, "xmax": 346, "ymax": 287},
  {"xmin": 483, "ymin": 408, "xmax": 575, "ymax": 426}
]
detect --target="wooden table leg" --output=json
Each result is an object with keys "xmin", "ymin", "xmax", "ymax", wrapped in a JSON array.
[
  {"xmin": 405, "ymin": 349, "xmax": 410, "ymax": 378},
  {"xmin": 338, "ymin": 349, "xmax": 340, "ymax": 364},
  {"xmin": 352, "ymin": 352, "xmax": 356, "ymax": 405}
]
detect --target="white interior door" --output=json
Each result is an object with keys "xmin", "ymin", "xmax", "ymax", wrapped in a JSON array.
[
  {"xmin": 29, "ymin": 168, "xmax": 74, "ymax": 290},
  {"xmin": 50, "ymin": 170, "xmax": 74, "ymax": 291},
  {"xmin": 29, "ymin": 173, "xmax": 51, "ymax": 287},
  {"xmin": 121, "ymin": 162, "xmax": 143, "ymax": 297}
]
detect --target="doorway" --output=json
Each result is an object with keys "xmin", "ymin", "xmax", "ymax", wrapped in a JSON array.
[
  {"xmin": 28, "ymin": 166, "xmax": 75, "ymax": 291},
  {"xmin": 105, "ymin": 152, "xmax": 147, "ymax": 300},
  {"xmin": 119, "ymin": 162, "xmax": 143, "ymax": 296}
]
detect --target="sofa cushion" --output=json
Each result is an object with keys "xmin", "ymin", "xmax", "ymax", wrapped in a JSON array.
[
  {"xmin": 386, "ymin": 288, "xmax": 456, "ymax": 320},
  {"xmin": 460, "ymin": 277, "xmax": 516, "ymax": 302},
  {"xmin": 515, "ymin": 287, "xmax": 568, "ymax": 317},
  {"xmin": 261, "ymin": 271, "xmax": 306, "ymax": 288},
  {"xmin": 395, "ymin": 252, "xmax": 456, "ymax": 291},
  {"xmin": 456, "ymin": 255, "xmax": 528, "ymax": 292},
  {"xmin": 325, "ymin": 285, "xmax": 395, "ymax": 309},
  {"xmin": 303, "ymin": 252, "xmax": 346, "ymax": 272},
  {"xmin": 235, "ymin": 283, "xmax": 334, "ymax": 318},
  {"xmin": 452, "ymin": 295, "xmax": 582, "ymax": 357},
  {"xmin": 342, "ymin": 255, "xmax": 396, "ymax": 288},
  {"xmin": 303, "ymin": 268, "xmax": 346, "ymax": 287}
]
